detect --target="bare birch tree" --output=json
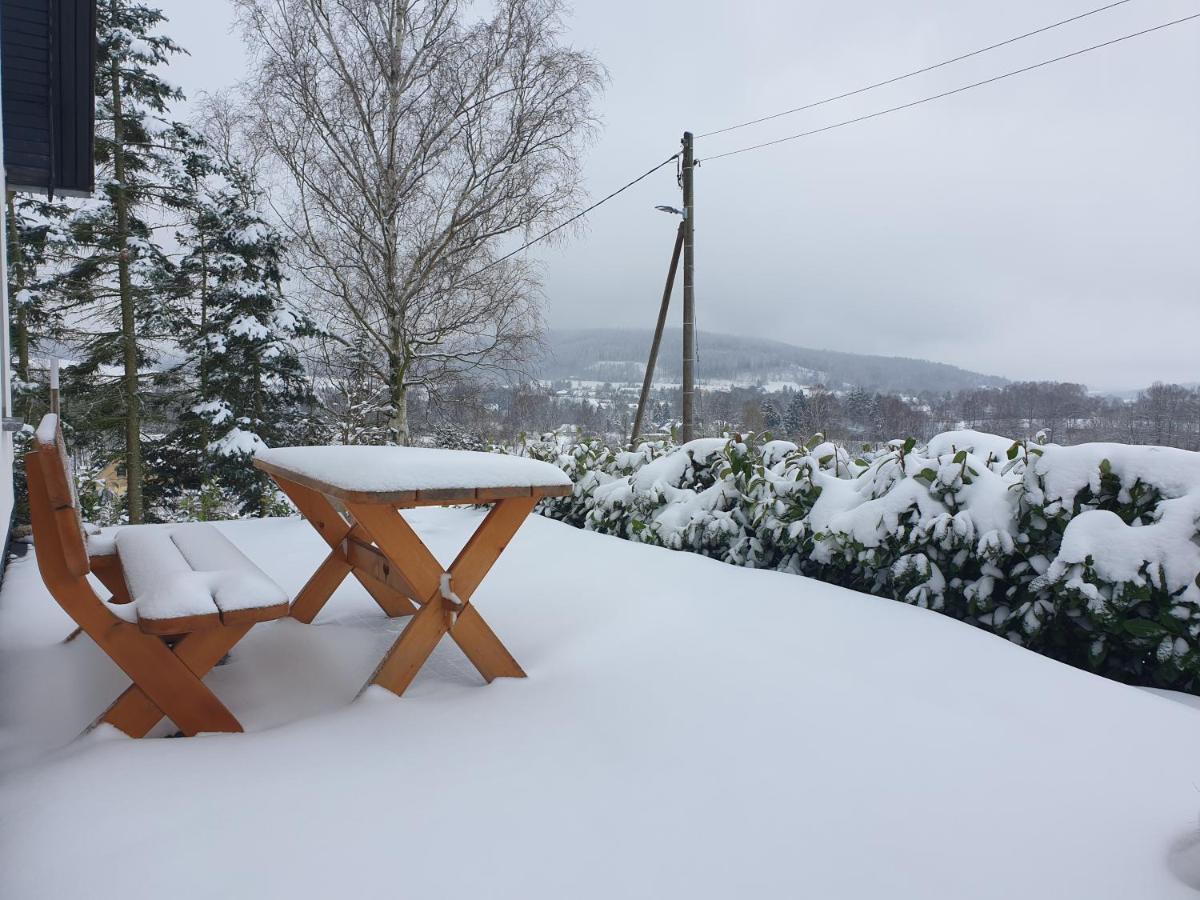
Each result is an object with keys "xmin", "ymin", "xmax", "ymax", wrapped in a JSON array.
[{"xmin": 233, "ymin": 0, "xmax": 604, "ymax": 442}]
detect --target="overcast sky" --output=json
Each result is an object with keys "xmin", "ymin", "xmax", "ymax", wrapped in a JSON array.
[{"xmin": 154, "ymin": 0, "xmax": 1199, "ymax": 391}]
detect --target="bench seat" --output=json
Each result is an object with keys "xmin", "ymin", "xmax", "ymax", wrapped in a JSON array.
[{"xmin": 111, "ymin": 523, "xmax": 290, "ymax": 635}]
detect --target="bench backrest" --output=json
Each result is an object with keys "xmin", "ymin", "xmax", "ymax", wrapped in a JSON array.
[{"xmin": 29, "ymin": 413, "xmax": 91, "ymax": 577}]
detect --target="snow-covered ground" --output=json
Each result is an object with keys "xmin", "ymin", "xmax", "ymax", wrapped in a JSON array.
[{"xmin": 2, "ymin": 509, "xmax": 1200, "ymax": 898}]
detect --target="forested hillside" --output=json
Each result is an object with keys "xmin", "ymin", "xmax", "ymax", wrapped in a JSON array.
[{"xmin": 541, "ymin": 328, "xmax": 1007, "ymax": 394}]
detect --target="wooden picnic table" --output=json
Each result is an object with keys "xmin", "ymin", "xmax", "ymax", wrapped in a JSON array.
[{"xmin": 254, "ymin": 446, "xmax": 572, "ymax": 697}]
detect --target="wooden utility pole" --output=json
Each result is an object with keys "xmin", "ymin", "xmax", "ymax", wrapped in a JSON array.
[
  {"xmin": 681, "ymin": 131, "xmax": 696, "ymax": 442},
  {"xmin": 631, "ymin": 222, "xmax": 684, "ymax": 444}
]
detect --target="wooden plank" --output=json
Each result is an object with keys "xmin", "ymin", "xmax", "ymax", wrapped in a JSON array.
[
  {"xmin": 270, "ymin": 476, "xmax": 415, "ymax": 620},
  {"xmin": 290, "ymin": 551, "xmax": 353, "ymax": 624},
  {"xmin": 354, "ymin": 570, "xmax": 420, "ymax": 618},
  {"xmin": 399, "ymin": 486, "xmax": 568, "ymax": 506},
  {"xmin": 33, "ymin": 418, "xmax": 73, "ymax": 507},
  {"xmin": 89, "ymin": 553, "xmax": 130, "ymax": 604},
  {"xmin": 344, "ymin": 504, "xmax": 445, "ymax": 605},
  {"xmin": 137, "ymin": 610, "xmax": 223, "ymax": 636},
  {"xmin": 27, "ymin": 450, "xmax": 119, "ymax": 638},
  {"xmin": 362, "ymin": 591, "xmax": 448, "ymax": 697},
  {"xmin": 343, "ymin": 525, "xmax": 419, "ymax": 617},
  {"xmin": 446, "ymin": 496, "xmax": 539, "ymax": 600},
  {"xmin": 342, "ymin": 538, "xmax": 423, "ymax": 606},
  {"xmin": 475, "ymin": 485, "xmax": 533, "ymax": 502},
  {"xmin": 29, "ymin": 423, "xmax": 90, "ymax": 577},
  {"xmin": 440, "ymin": 497, "xmax": 537, "ymax": 680},
  {"xmin": 271, "ymin": 474, "xmax": 354, "ymax": 545},
  {"xmin": 450, "ymin": 604, "xmax": 525, "ymax": 682},
  {"xmin": 220, "ymin": 601, "xmax": 291, "ymax": 627},
  {"xmin": 413, "ymin": 487, "xmax": 477, "ymax": 504}
]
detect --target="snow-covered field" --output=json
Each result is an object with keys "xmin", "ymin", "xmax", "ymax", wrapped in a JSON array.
[{"xmin": 2, "ymin": 509, "xmax": 1200, "ymax": 898}]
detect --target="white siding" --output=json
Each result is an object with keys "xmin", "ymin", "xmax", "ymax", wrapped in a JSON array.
[{"xmin": 0, "ymin": 42, "xmax": 15, "ymax": 538}]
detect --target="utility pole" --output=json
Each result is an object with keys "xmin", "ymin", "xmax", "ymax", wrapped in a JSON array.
[
  {"xmin": 681, "ymin": 131, "xmax": 696, "ymax": 442},
  {"xmin": 631, "ymin": 222, "xmax": 684, "ymax": 444}
]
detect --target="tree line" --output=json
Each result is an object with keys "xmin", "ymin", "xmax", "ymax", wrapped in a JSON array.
[
  {"xmin": 398, "ymin": 378, "xmax": 1200, "ymax": 453},
  {"xmin": 729, "ymin": 380, "xmax": 1200, "ymax": 449}
]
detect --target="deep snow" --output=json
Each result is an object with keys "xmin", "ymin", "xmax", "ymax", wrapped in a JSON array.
[{"xmin": 2, "ymin": 509, "xmax": 1199, "ymax": 899}]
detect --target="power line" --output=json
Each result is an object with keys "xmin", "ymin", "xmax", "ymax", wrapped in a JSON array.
[
  {"xmin": 700, "ymin": 12, "xmax": 1200, "ymax": 163},
  {"xmin": 696, "ymin": 0, "xmax": 1138, "ymax": 139},
  {"xmin": 467, "ymin": 153, "xmax": 679, "ymax": 281}
]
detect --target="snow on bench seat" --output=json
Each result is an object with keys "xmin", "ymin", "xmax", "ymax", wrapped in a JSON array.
[
  {"xmin": 114, "ymin": 523, "xmax": 289, "ymax": 632},
  {"xmin": 255, "ymin": 445, "xmax": 571, "ymax": 501},
  {"xmin": 85, "ymin": 529, "xmax": 117, "ymax": 558}
]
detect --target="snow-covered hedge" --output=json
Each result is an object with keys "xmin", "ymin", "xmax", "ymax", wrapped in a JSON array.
[{"xmin": 525, "ymin": 430, "xmax": 1200, "ymax": 693}]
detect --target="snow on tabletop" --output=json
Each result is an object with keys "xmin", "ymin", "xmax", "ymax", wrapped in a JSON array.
[
  {"xmin": 256, "ymin": 445, "xmax": 571, "ymax": 493},
  {"xmin": 114, "ymin": 523, "xmax": 288, "ymax": 620},
  {"xmin": 3, "ymin": 510, "xmax": 1200, "ymax": 899}
]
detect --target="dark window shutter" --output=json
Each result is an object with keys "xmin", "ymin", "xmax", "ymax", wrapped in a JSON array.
[{"xmin": 2, "ymin": 0, "xmax": 96, "ymax": 196}]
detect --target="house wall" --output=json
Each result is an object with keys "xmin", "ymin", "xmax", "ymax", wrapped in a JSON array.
[{"xmin": 0, "ymin": 5, "xmax": 16, "ymax": 551}]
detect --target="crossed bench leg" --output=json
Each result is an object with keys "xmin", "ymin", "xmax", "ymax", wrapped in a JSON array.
[
  {"xmin": 94, "ymin": 622, "xmax": 252, "ymax": 737},
  {"xmin": 272, "ymin": 475, "xmax": 534, "ymax": 697}
]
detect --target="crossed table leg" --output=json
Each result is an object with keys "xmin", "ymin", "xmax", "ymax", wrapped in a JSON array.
[{"xmin": 272, "ymin": 475, "xmax": 536, "ymax": 697}]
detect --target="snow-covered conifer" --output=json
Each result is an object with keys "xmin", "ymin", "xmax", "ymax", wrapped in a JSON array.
[
  {"xmin": 153, "ymin": 160, "xmax": 317, "ymax": 516},
  {"xmin": 760, "ymin": 399, "xmax": 783, "ymax": 432},
  {"xmin": 783, "ymin": 392, "xmax": 807, "ymax": 436},
  {"xmin": 46, "ymin": 1, "xmax": 196, "ymax": 521}
]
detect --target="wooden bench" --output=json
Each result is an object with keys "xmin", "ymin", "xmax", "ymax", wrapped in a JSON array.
[{"xmin": 25, "ymin": 414, "xmax": 290, "ymax": 737}]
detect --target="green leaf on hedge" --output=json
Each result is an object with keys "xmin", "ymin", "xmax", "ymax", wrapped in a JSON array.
[{"xmin": 1122, "ymin": 619, "xmax": 1166, "ymax": 638}]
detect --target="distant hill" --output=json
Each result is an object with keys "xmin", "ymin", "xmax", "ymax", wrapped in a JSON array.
[{"xmin": 539, "ymin": 328, "xmax": 1007, "ymax": 395}]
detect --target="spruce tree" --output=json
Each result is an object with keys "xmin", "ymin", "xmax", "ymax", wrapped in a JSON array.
[
  {"xmin": 152, "ymin": 159, "xmax": 317, "ymax": 517},
  {"xmin": 784, "ymin": 392, "xmax": 807, "ymax": 437},
  {"xmin": 845, "ymin": 386, "xmax": 872, "ymax": 427},
  {"xmin": 760, "ymin": 398, "xmax": 783, "ymax": 433},
  {"xmin": 5, "ymin": 195, "xmax": 71, "ymax": 396},
  {"xmin": 48, "ymin": 1, "xmax": 193, "ymax": 522}
]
